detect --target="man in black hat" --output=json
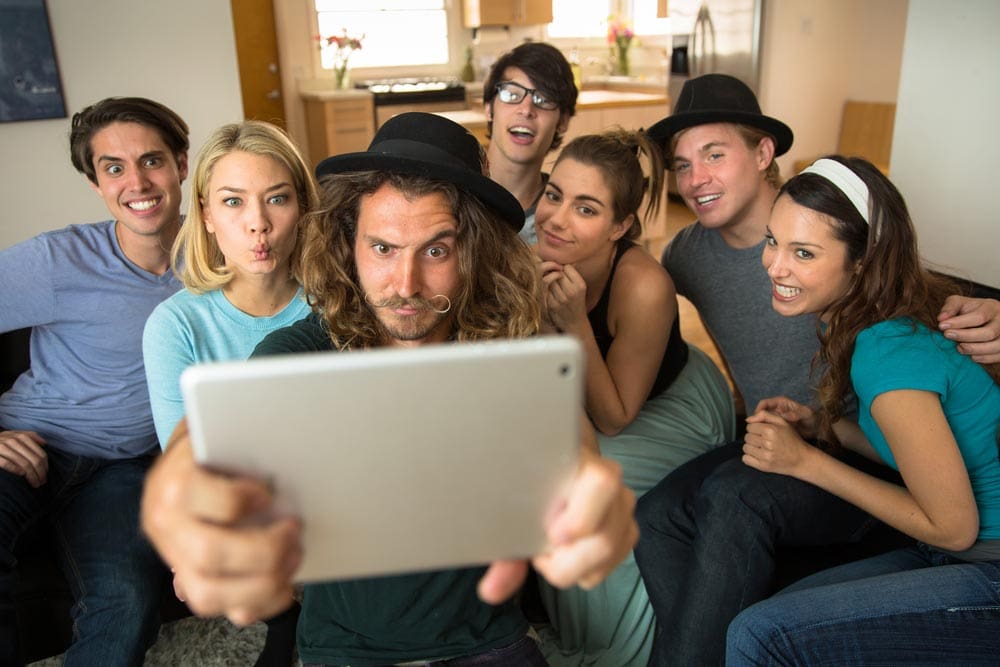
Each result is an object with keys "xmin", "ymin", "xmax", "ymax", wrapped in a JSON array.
[
  {"xmin": 139, "ymin": 112, "xmax": 638, "ymax": 666},
  {"xmin": 633, "ymin": 74, "xmax": 1000, "ymax": 666}
]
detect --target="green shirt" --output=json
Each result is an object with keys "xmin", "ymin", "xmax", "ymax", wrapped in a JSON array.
[{"xmin": 253, "ymin": 313, "xmax": 528, "ymax": 666}]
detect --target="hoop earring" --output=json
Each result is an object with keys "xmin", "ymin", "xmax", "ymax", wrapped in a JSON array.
[{"xmin": 430, "ymin": 295, "xmax": 451, "ymax": 314}]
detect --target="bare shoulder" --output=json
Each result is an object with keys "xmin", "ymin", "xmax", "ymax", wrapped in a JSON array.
[{"xmin": 614, "ymin": 246, "xmax": 675, "ymax": 303}]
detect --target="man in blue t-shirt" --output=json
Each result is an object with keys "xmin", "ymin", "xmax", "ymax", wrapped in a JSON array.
[{"xmin": 0, "ymin": 97, "xmax": 188, "ymax": 665}]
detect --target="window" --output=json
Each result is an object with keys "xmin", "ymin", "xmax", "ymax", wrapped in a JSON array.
[
  {"xmin": 548, "ymin": 0, "xmax": 671, "ymax": 39},
  {"xmin": 548, "ymin": 0, "xmax": 609, "ymax": 38},
  {"xmin": 314, "ymin": 0, "xmax": 448, "ymax": 69}
]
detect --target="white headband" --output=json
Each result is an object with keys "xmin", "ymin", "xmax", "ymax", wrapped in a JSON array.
[{"xmin": 800, "ymin": 158, "xmax": 871, "ymax": 224}]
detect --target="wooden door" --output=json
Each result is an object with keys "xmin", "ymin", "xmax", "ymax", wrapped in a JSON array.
[{"xmin": 230, "ymin": 0, "xmax": 286, "ymax": 128}]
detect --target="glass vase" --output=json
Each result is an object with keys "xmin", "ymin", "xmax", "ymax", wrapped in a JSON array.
[
  {"xmin": 615, "ymin": 44, "xmax": 631, "ymax": 77},
  {"xmin": 334, "ymin": 63, "xmax": 350, "ymax": 90}
]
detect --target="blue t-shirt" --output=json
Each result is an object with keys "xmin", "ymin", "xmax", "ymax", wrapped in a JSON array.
[
  {"xmin": 0, "ymin": 221, "xmax": 181, "ymax": 458},
  {"xmin": 851, "ymin": 318, "xmax": 1000, "ymax": 540},
  {"xmin": 142, "ymin": 286, "xmax": 311, "ymax": 446}
]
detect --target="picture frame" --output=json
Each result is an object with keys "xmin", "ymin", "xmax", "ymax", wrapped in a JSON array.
[{"xmin": 0, "ymin": 0, "xmax": 66, "ymax": 123}]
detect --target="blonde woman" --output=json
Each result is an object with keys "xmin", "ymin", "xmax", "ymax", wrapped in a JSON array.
[
  {"xmin": 142, "ymin": 120, "xmax": 318, "ymax": 666},
  {"xmin": 143, "ymin": 121, "xmax": 318, "ymax": 446}
]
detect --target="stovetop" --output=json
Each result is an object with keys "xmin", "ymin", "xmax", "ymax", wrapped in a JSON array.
[{"xmin": 355, "ymin": 77, "xmax": 466, "ymax": 105}]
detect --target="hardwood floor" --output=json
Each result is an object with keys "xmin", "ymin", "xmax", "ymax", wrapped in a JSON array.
[{"xmin": 643, "ymin": 197, "xmax": 734, "ymax": 394}]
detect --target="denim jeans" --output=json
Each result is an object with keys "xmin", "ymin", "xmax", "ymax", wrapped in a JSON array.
[
  {"xmin": 633, "ymin": 441, "xmax": 904, "ymax": 667},
  {"xmin": 0, "ymin": 446, "xmax": 168, "ymax": 666},
  {"xmin": 726, "ymin": 545, "xmax": 1000, "ymax": 665}
]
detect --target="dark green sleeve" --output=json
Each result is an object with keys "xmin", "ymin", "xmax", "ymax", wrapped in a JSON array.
[{"xmin": 251, "ymin": 312, "xmax": 332, "ymax": 358}]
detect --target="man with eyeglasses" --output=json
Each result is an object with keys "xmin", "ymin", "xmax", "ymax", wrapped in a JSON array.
[{"xmin": 483, "ymin": 42, "xmax": 578, "ymax": 245}]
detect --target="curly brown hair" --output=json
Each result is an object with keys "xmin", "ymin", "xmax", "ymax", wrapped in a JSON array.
[
  {"xmin": 298, "ymin": 171, "xmax": 541, "ymax": 350},
  {"xmin": 781, "ymin": 156, "xmax": 967, "ymax": 439}
]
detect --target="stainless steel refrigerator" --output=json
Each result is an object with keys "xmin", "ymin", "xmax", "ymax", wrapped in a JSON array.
[
  {"xmin": 665, "ymin": 0, "xmax": 764, "ymax": 196},
  {"xmin": 666, "ymin": 0, "xmax": 764, "ymax": 102}
]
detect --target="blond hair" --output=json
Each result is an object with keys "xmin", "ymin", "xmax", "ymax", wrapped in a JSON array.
[{"xmin": 173, "ymin": 121, "xmax": 319, "ymax": 292}]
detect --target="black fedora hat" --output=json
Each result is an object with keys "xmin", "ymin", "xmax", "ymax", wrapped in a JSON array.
[
  {"xmin": 316, "ymin": 112, "xmax": 524, "ymax": 232},
  {"xmin": 647, "ymin": 74, "xmax": 793, "ymax": 157}
]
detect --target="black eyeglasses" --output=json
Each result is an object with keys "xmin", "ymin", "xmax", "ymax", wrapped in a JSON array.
[{"xmin": 494, "ymin": 81, "xmax": 559, "ymax": 110}]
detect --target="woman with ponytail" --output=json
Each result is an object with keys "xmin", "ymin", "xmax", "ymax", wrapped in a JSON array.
[{"xmin": 533, "ymin": 128, "xmax": 735, "ymax": 665}]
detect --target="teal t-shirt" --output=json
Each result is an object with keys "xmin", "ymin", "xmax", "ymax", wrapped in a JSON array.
[
  {"xmin": 851, "ymin": 318, "xmax": 1000, "ymax": 540},
  {"xmin": 253, "ymin": 313, "xmax": 528, "ymax": 666}
]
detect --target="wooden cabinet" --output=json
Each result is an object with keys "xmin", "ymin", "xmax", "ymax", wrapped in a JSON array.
[
  {"xmin": 302, "ymin": 91, "xmax": 375, "ymax": 167},
  {"xmin": 462, "ymin": 0, "xmax": 552, "ymax": 27}
]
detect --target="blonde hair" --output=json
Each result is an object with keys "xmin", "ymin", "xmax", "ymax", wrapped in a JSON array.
[{"xmin": 172, "ymin": 121, "xmax": 319, "ymax": 292}]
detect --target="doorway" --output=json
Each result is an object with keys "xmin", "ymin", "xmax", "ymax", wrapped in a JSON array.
[{"xmin": 230, "ymin": 0, "xmax": 286, "ymax": 128}]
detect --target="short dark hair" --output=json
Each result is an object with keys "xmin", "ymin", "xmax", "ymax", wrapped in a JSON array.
[
  {"xmin": 483, "ymin": 42, "xmax": 577, "ymax": 151},
  {"xmin": 70, "ymin": 97, "xmax": 189, "ymax": 184}
]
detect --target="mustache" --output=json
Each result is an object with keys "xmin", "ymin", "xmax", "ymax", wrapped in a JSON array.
[{"xmin": 364, "ymin": 293, "xmax": 452, "ymax": 314}]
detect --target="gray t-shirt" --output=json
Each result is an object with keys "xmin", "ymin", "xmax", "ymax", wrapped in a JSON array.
[{"xmin": 662, "ymin": 222, "xmax": 819, "ymax": 411}]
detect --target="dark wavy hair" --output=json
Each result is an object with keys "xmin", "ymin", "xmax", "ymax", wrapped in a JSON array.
[
  {"xmin": 298, "ymin": 171, "xmax": 540, "ymax": 350},
  {"xmin": 553, "ymin": 127, "xmax": 665, "ymax": 240},
  {"xmin": 70, "ymin": 97, "xmax": 189, "ymax": 184},
  {"xmin": 483, "ymin": 42, "xmax": 578, "ymax": 151},
  {"xmin": 781, "ymin": 155, "xmax": 966, "ymax": 437}
]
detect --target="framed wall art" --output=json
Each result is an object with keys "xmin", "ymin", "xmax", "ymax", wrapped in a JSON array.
[{"xmin": 0, "ymin": 0, "xmax": 66, "ymax": 122}]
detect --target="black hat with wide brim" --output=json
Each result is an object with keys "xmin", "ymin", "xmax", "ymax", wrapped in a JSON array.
[
  {"xmin": 647, "ymin": 74, "xmax": 793, "ymax": 158},
  {"xmin": 316, "ymin": 112, "xmax": 525, "ymax": 232}
]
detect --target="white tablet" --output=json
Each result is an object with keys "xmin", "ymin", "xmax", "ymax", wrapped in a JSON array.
[{"xmin": 180, "ymin": 335, "xmax": 582, "ymax": 583}]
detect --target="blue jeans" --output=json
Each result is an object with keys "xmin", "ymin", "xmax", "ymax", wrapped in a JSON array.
[
  {"xmin": 0, "ymin": 446, "xmax": 168, "ymax": 666},
  {"xmin": 633, "ymin": 441, "xmax": 905, "ymax": 667},
  {"xmin": 726, "ymin": 545, "xmax": 1000, "ymax": 665}
]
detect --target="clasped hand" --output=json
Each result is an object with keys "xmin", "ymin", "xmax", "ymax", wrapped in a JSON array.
[
  {"xmin": 741, "ymin": 396, "xmax": 818, "ymax": 477},
  {"xmin": 540, "ymin": 261, "xmax": 588, "ymax": 334}
]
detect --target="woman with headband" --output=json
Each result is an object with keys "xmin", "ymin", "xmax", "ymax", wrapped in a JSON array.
[{"xmin": 724, "ymin": 156, "xmax": 1000, "ymax": 664}]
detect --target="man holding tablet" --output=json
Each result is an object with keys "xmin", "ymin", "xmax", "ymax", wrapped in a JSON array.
[{"xmin": 140, "ymin": 112, "xmax": 638, "ymax": 666}]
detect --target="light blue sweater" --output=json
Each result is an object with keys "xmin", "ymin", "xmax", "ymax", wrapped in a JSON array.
[{"xmin": 142, "ymin": 286, "xmax": 311, "ymax": 446}]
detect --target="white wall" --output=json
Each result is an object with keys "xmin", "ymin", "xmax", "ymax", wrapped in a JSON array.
[
  {"xmin": 0, "ymin": 0, "xmax": 244, "ymax": 250},
  {"xmin": 892, "ymin": 0, "xmax": 999, "ymax": 289},
  {"xmin": 759, "ymin": 0, "xmax": 908, "ymax": 177}
]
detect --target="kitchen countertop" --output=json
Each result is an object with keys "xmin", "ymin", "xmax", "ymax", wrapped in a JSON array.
[{"xmin": 442, "ymin": 89, "xmax": 669, "ymax": 130}]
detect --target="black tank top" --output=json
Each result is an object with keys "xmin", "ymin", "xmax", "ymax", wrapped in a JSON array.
[{"xmin": 587, "ymin": 240, "xmax": 689, "ymax": 400}]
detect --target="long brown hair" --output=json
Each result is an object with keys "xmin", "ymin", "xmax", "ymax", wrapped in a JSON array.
[
  {"xmin": 781, "ymin": 156, "xmax": 965, "ymax": 436},
  {"xmin": 298, "ymin": 171, "xmax": 540, "ymax": 350},
  {"xmin": 554, "ymin": 127, "xmax": 665, "ymax": 240}
]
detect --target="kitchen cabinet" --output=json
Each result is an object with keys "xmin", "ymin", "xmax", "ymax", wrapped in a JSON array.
[
  {"xmin": 462, "ymin": 0, "xmax": 552, "ymax": 27},
  {"xmin": 301, "ymin": 90, "xmax": 375, "ymax": 167}
]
